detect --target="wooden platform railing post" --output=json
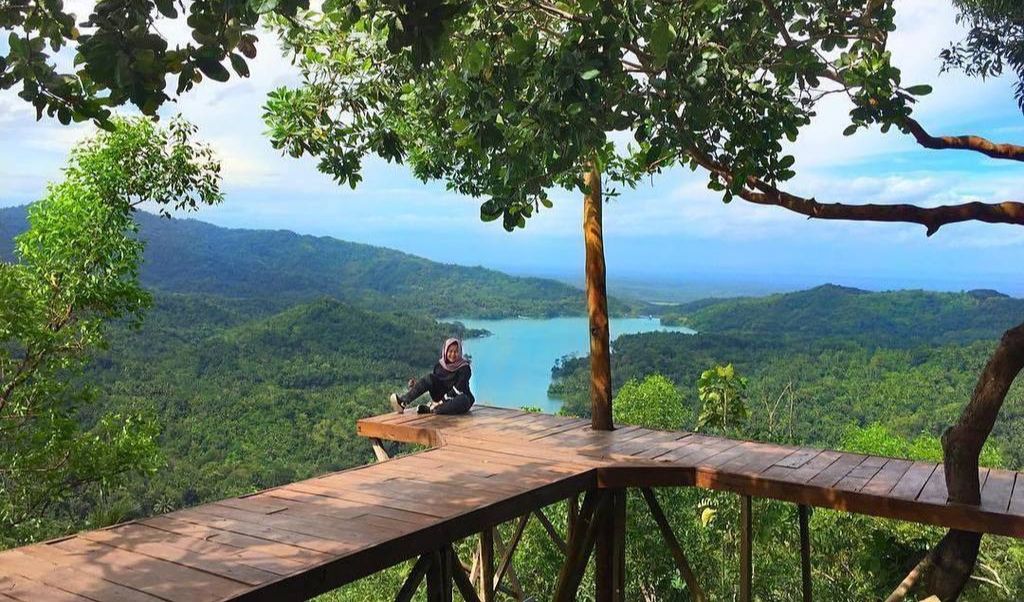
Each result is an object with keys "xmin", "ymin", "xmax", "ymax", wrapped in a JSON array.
[
  {"xmin": 799, "ymin": 504, "xmax": 812, "ymax": 602},
  {"xmin": 740, "ymin": 495, "xmax": 753, "ymax": 602},
  {"xmin": 640, "ymin": 488, "xmax": 706, "ymax": 601},
  {"xmin": 568, "ymin": 494, "xmax": 580, "ymax": 541},
  {"xmin": 479, "ymin": 529, "xmax": 495, "ymax": 602}
]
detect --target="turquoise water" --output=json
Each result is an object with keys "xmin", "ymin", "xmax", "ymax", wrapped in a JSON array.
[{"xmin": 452, "ymin": 317, "xmax": 695, "ymax": 413}]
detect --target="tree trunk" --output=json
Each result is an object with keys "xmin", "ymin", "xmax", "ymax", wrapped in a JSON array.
[
  {"xmin": 918, "ymin": 321, "xmax": 1024, "ymax": 599},
  {"xmin": 583, "ymin": 161, "xmax": 613, "ymax": 431}
]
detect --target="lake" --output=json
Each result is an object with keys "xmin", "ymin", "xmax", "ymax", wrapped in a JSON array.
[{"xmin": 452, "ymin": 317, "xmax": 695, "ymax": 413}]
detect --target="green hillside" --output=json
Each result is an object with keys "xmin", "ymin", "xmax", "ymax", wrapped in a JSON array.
[
  {"xmin": 661, "ymin": 283, "xmax": 1024, "ymax": 346},
  {"xmin": 1, "ymin": 205, "xmax": 623, "ymax": 318},
  {"xmin": 76, "ymin": 293, "xmax": 476, "ymax": 525}
]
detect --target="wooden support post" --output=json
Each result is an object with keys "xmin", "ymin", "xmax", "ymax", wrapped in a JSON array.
[
  {"xmin": 640, "ymin": 488, "xmax": 706, "ymax": 602},
  {"xmin": 440, "ymin": 547, "xmax": 454, "ymax": 602},
  {"xmin": 479, "ymin": 529, "xmax": 495, "ymax": 602},
  {"xmin": 426, "ymin": 549, "xmax": 444, "ymax": 602},
  {"xmin": 568, "ymin": 494, "xmax": 580, "ymax": 542},
  {"xmin": 449, "ymin": 545, "xmax": 482, "ymax": 602},
  {"xmin": 612, "ymin": 489, "xmax": 627, "ymax": 602},
  {"xmin": 740, "ymin": 495, "xmax": 753, "ymax": 602},
  {"xmin": 396, "ymin": 554, "xmax": 431, "ymax": 602},
  {"xmin": 534, "ymin": 509, "xmax": 568, "ymax": 555},
  {"xmin": 554, "ymin": 490, "xmax": 607, "ymax": 602},
  {"xmin": 799, "ymin": 504, "xmax": 812, "ymax": 602},
  {"xmin": 370, "ymin": 437, "xmax": 390, "ymax": 462}
]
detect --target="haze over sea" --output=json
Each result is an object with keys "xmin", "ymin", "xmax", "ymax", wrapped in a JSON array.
[{"xmin": 455, "ymin": 317, "xmax": 694, "ymax": 412}]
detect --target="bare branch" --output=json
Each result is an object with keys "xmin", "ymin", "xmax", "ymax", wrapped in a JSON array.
[
  {"xmin": 903, "ymin": 116, "xmax": 1024, "ymax": 162},
  {"xmin": 688, "ymin": 149, "xmax": 1024, "ymax": 235}
]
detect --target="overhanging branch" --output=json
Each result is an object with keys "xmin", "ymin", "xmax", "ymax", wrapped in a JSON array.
[
  {"xmin": 689, "ymin": 149, "xmax": 1024, "ymax": 235},
  {"xmin": 903, "ymin": 116, "xmax": 1024, "ymax": 162}
]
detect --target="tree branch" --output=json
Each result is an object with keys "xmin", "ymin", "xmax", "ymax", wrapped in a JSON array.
[
  {"xmin": 903, "ymin": 116, "xmax": 1024, "ymax": 162},
  {"xmin": 688, "ymin": 149, "xmax": 1024, "ymax": 235}
]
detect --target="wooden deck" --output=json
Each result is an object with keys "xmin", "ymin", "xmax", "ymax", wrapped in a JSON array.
[
  {"xmin": 3, "ymin": 405, "xmax": 1023, "ymax": 601},
  {"xmin": 357, "ymin": 406, "xmax": 1024, "ymax": 538}
]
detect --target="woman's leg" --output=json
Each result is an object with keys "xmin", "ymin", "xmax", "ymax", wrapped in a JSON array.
[
  {"xmin": 400, "ymin": 374, "xmax": 435, "ymax": 405},
  {"xmin": 432, "ymin": 393, "xmax": 474, "ymax": 415}
]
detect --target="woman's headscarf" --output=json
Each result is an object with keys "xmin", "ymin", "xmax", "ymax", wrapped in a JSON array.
[{"xmin": 439, "ymin": 337, "xmax": 470, "ymax": 372}]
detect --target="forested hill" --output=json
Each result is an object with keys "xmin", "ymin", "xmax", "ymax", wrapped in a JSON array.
[
  {"xmin": 0, "ymin": 205, "xmax": 610, "ymax": 318},
  {"xmin": 662, "ymin": 283, "xmax": 1024, "ymax": 346}
]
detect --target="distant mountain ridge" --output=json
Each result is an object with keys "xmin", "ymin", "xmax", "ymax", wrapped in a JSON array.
[
  {"xmin": 1, "ymin": 204, "xmax": 599, "ymax": 318},
  {"xmin": 667, "ymin": 283, "xmax": 1024, "ymax": 346}
]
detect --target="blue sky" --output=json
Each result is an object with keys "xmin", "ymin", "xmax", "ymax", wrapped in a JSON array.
[{"xmin": 2, "ymin": 0, "xmax": 1023, "ymax": 298}]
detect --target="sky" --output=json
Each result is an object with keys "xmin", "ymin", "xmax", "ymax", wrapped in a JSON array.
[{"xmin": 2, "ymin": 1, "xmax": 1023, "ymax": 299}]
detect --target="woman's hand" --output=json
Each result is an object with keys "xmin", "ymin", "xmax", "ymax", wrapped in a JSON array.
[{"xmin": 408, "ymin": 377, "xmax": 417, "ymax": 389}]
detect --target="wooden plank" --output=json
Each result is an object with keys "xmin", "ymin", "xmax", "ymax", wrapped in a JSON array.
[
  {"xmin": 806, "ymin": 453, "xmax": 867, "ymax": 488},
  {"xmin": 981, "ymin": 469, "xmax": 1017, "ymax": 513},
  {"xmin": 1010, "ymin": 473, "xmax": 1024, "ymax": 515},
  {"xmin": 22, "ymin": 538, "xmax": 244, "ymax": 602},
  {"xmin": 774, "ymin": 448, "xmax": 822, "ymax": 469},
  {"xmin": 890, "ymin": 463, "xmax": 938, "ymax": 500},
  {"xmin": 140, "ymin": 515, "xmax": 330, "ymax": 566},
  {"xmin": 0, "ymin": 573, "xmax": 96, "ymax": 602},
  {"xmin": 86, "ymin": 523, "xmax": 307, "ymax": 577},
  {"xmin": 918, "ymin": 466, "xmax": 949, "ymax": 505},
  {"xmin": 0, "ymin": 549, "xmax": 162, "ymax": 602},
  {"xmin": 835, "ymin": 456, "xmax": 887, "ymax": 492},
  {"xmin": 861, "ymin": 459, "xmax": 913, "ymax": 496}
]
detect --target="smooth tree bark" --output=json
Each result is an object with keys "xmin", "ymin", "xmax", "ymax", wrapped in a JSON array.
[{"xmin": 583, "ymin": 162, "xmax": 613, "ymax": 432}]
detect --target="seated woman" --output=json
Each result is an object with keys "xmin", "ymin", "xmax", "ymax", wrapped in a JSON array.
[{"xmin": 389, "ymin": 338, "xmax": 475, "ymax": 415}]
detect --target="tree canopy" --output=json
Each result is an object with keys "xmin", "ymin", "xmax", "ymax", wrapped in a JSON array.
[{"xmin": 0, "ymin": 117, "xmax": 221, "ymax": 543}]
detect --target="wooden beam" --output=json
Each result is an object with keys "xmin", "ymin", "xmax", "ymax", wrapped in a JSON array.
[
  {"xmin": 740, "ymin": 495, "xmax": 752, "ymax": 602},
  {"xmin": 612, "ymin": 490, "xmax": 627, "ymax": 602},
  {"xmin": 799, "ymin": 504, "xmax": 812, "ymax": 602},
  {"xmin": 479, "ymin": 529, "xmax": 495, "ymax": 602},
  {"xmin": 595, "ymin": 491, "xmax": 615, "ymax": 602},
  {"xmin": 396, "ymin": 554, "xmax": 430, "ymax": 602},
  {"xmin": 534, "ymin": 509, "xmax": 568, "ymax": 555},
  {"xmin": 448, "ymin": 545, "xmax": 482, "ymax": 602},
  {"xmin": 554, "ymin": 491, "xmax": 608, "ymax": 602},
  {"xmin": 568, "ymin": 494, "xmax": 580, "ymax": 542},
  {"xmin": 440, "ymin": 547, "xmax": 454, "ymax": 602},
  {"xmin": 426, "ymin": 549, "xmax": 443, "ymax": 602},
  {"xmin": 370, "ymin": 437, "xmax": 390, "ymax": 463},
  {"xmin": 640, "ymin": 488, "xmax": 706, "ymax": 602},
  {"xmin": 493, "ymin": 518, "xmax": 528, "ymax": 600}
]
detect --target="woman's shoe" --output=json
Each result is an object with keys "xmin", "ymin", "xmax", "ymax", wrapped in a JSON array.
[
  {"xmin": 388, "ymin": 393, "xmax": 404, "ymax": 414},
  {"xmin": 417, "ymin": 404, "xmax": 431, "ymax": 414}
]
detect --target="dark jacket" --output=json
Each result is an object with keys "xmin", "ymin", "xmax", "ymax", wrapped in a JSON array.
[{"xmin": 431, "ymin": 363, "xmax": 474, "ymax": 401}]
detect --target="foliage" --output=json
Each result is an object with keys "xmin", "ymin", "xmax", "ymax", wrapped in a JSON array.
[
  {"xmin": 943, "ymin": 0, "xmax": 1024, "ymax": 113},
  {"xmin": 0, "ymin": 0, "xmax": 310, "ymax": 125},
  {"xmin": 0, "ymin": 117, "xmax": 220, "ymax": 545},
  {"xmin": 696, "ymin": 363, "xmax": 749, "ymax": 433},
  {"xmin": 264, "ymin": 0, "xmax": 929, "ymax": 230},
  {"xmin": 612, "ymin": 374, "xmax": 687, "ymax": 431},
  {"xmin": 664, "ymin": 284, "xmax": 1024, "ymax": 348}
]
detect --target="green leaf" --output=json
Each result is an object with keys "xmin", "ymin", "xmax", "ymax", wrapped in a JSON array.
[
  {"xmin": 778, "ymin": 155, "xmax": 795, "ymax": 169},
  {"xmin": 842, "ymin": 124, "xmax": 858, "ymax": 136},
  {"xmin": 229, "ymin": 54, "xmax": 250, "ymax": 78},
  {"xmin": 248, "ymin": 0, "xmax": 279, "ymax": 14},
  {"xmin": 650, "ymin": 21, "xmax": 674, "ymax": 63},
  {"xmin": 580, "ymin": 68, "xmax": 600, "ymax": 80},
  {"xmin": 196, "ymin": 58, "xmax": 231, "ymax": 82},
  {"xmin": 905, "ymin": 84, "xmax": 933, "ymax": 96}
]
